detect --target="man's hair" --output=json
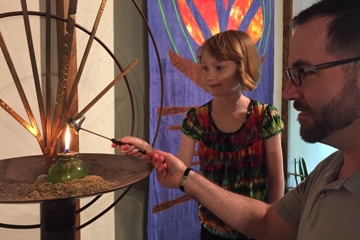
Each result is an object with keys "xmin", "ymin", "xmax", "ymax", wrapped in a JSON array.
[
  {"xmin": 197, "ymin": 30, "xmax": 261, "ymax": 91},
  {"xmin": 293, "ymin": 0, "xmax": 360, "ymax": 58}
]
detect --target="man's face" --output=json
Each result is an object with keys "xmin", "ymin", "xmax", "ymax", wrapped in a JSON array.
[
  {"xmin": 298, "ymin": 72, "xmax": 360, "ymax": 143},
  {"xmin": 282, "ymin": 17, "xmax": 360, "ymax": 143}
]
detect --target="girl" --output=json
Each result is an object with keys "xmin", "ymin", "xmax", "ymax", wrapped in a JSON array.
[{"xmin": 116, "ymin": 30, "xmax": 284, "ymax": 240}]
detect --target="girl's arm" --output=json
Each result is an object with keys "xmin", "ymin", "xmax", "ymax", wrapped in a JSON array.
[
  {"xmin": 177, "ymin": 133, "xmax": 196, "ymax": 167},
  {"xmin": 264, "ymin": 134, "xmax": 285, "ymax": 203}
]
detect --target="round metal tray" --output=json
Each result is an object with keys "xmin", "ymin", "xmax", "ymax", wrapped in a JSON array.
[{"xmin": 0, "ymin": 153, "xmax": 152, "ymax": 203}]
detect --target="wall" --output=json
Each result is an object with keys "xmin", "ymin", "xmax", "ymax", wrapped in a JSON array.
[{"xmin": 0, "ymin": 1, "xmax": 42, "ymax": 239}]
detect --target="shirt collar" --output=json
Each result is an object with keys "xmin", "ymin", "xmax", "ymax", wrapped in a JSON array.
[{"xmin": 321, "ymin": 151, "xmax": 360, "ymax": 196}]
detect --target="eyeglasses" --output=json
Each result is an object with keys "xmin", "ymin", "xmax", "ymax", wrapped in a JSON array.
[{"xmin": 284, "ymin": 56, "xmax": 360, "ymax": 87}]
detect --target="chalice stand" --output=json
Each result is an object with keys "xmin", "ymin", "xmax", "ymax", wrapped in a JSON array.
[
  {"xmin": 0, "ymin": 1, "xmax": 163, "ymax": 239},
  {"xmin": 0, "ymin": 153, "xmax": 152, "ymax": 240}
]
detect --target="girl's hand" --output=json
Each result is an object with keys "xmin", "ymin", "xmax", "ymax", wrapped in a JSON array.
[
  {"xmin": 147, "ymin": 149, "xmax": 187, "ymax": 188},
  {"xmin": 112, "ymin": 136, "xmax": 152, "ymax": 161}
]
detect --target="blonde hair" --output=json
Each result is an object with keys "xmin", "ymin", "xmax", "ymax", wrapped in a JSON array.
[{"xmin": 197, "ymin": 30, "xmax": 261, "ymax": 91}]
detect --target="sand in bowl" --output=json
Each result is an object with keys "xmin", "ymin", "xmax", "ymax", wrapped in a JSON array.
[{"xmin": 16, "ymin": 175, "xmax": 119, "ymax": 201}]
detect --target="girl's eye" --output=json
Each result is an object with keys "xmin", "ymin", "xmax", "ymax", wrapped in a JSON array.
[
  {"xmin": 201, "ymin": 66, "xmax": 208, "ymax": 71},
  {"xmin": 216, "ymin": 66, "xmax": 224, "ymax": 71}
]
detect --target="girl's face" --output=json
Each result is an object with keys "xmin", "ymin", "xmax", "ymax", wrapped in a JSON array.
[{"xmin": 201, "ymin": 50, "xmax": 241, "ymax": 97}]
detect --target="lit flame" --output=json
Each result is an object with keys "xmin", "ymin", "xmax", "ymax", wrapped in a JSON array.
[{"xmin": 64, "ymin": 124, "xmax": 71, "ymax": 153}]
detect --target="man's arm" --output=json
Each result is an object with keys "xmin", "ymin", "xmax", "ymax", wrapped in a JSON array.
[
  {"xmin": 185, "ymin": 170, "xmax": 297, "ymax": 239},
  {"xmin": 149, "ymin": 149, "xmax": 298, "ymax": 240}
]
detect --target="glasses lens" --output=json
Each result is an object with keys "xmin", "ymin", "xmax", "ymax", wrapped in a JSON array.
[{"xmin": 285, "ymin": 68, "xmax": 301, "ymax": 86}]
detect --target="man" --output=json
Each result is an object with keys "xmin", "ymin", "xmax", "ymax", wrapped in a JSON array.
[{"xmin": 120, "ymin": 0, "xmax": 360, "ymax": 239}]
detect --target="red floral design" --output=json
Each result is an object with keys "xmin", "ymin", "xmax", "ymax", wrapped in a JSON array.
[{"xmin": 178, "ymin": 0, "xmax": 264, "ymax": 45}]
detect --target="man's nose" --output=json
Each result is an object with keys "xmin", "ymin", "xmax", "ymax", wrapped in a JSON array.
[{"xmin": 282, "ymin": 79, "xmax": 300, "ymax": 101}]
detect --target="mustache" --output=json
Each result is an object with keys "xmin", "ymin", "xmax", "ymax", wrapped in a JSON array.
[{"xmin": 293, "ymin": 101, "xmax": 312, "ymax": 112}]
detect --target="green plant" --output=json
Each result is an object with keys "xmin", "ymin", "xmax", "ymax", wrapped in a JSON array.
[
  {"xmin": 285, "ymin": 157, "xmax": 309, "ymax": 192},
  {"xmin": 294, "ymin": 157, "xmax": 308, "ymax": 185}
]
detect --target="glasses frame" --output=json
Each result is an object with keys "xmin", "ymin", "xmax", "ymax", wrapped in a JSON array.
[{"xmin": 284, "ymin": 56, "xmax": 360, "ymax": 86}]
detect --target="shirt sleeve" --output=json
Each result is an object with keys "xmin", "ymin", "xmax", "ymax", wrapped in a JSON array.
[
  {"xmin": 180, "ymin": 107, "xmax": 201, "ymax": 140},
  {"xmin": 274, "ymin": 181, "xmax": 304, "ymax": 227},
  {"xmin": 260, "ymin": 104, "xmax": 284, "ymax": 139}
]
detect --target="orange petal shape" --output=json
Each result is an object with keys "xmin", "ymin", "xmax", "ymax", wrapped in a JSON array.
[
  {"xmin": 227, "ymin": 0, "xmax": 253, "ymax": 30},
  {"xmin": 245, "ymin": 6, "xmax": 263, "ymax": 44},
  {"xmin": 178, "ymin": 0, "xmax": 205, "ymax": 45},
  {"xmin": 193, "ymin": 0, "xmax": 220, "ymax": 35},
  {"xmin": 178, "ymin": 0, "xmax": 264, "ymax": 45},
  {"xmin": 224, "ymin": 0, "xmax": 229, "ymax": 10}
]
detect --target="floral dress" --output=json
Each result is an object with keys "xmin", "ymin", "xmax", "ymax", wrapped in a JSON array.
[{"xmin": 181, "ymin": 99, "xmax": 284, "ymax": 239}]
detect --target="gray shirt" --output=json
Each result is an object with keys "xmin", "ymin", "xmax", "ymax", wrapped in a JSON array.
[{"xmin": 275, "ymin": 151, "xmax": 360, "ymax": 239}]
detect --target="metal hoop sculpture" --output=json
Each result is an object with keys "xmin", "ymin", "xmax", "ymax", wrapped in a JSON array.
[{"xmin": 0, "ymin": 0, "xmax": 164, "ymax": 235}]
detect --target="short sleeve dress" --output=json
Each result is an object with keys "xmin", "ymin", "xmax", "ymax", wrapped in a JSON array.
[{"xmin": 181, "ymin": 99, "xmax": 284, "ymax": 239}]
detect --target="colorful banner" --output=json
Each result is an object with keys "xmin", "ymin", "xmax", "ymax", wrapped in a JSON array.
[{"xmin": 148, "ymin": 1, "xmax": 274, "ymax": 239}]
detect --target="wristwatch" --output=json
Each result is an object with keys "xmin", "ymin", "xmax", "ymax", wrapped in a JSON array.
[{"xmin": 180, "ymin": 167, "xmax": 192, "ymax": 192}]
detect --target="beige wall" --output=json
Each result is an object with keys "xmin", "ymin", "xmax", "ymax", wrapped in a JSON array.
[{"xmin": 0, "ymin": 1, "xmax": 42, "ymax": 239}]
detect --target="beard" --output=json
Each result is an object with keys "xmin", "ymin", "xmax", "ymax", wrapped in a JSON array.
[{"xmin": 296, "ymin": 73, "xmax": 360, "ymax": 143}]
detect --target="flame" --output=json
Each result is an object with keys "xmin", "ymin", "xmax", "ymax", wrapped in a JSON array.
[{"xmin": 64, "ymin": 124, "xmax": 71, "ymax": 153}]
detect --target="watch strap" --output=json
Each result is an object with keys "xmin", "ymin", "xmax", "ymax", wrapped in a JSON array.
[{"xmin": 180, "ymin": 167, "xmax": 192, "ymax": 192}]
